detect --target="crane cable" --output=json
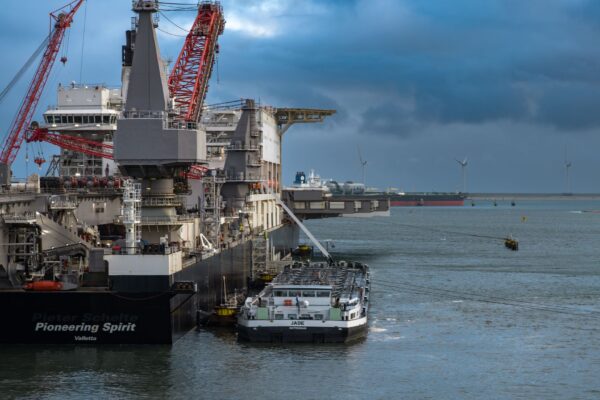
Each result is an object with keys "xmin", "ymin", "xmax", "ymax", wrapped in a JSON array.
[
  {"xmin": 158, "ymin": 11, "xmax": 190, "ymax": 32},
  {"xmin": 79, "ymin": 0, "xmax": 88, "ymax": 82},
  {"xmin": 395, "ymin": 222, "xmax": 513, "ymax": 242},
  {"xmin": 0, "ymin": 34, "xmax": 51, "ymax": 106}
]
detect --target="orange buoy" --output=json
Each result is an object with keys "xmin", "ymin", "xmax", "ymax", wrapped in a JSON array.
[{"xmin": 23, "ymin": 281, "xmax": 63, "ymax": 291}]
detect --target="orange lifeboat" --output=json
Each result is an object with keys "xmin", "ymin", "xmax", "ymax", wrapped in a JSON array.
[{"xmin": 23, "ymin": 281, "xmax": 63, "ymax": 291}]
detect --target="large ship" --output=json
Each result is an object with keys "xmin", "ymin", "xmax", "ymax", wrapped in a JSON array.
[
  {"xmin": 386, "ymin": 192, "xmax": 466, "ymax": 207},
  {"xmin": 237, "ymin": 260, "xmax": 370, "ymax": 343},
  {"xmin": 326, "ymin": 180, "xmax": 465, "ymax": 207},
  {"xmin": 0, "ymin": 1, "xmax": 335, "ymax": 344}
]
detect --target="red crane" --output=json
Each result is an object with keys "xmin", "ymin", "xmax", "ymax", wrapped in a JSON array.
[
  {"xmin": 23, "ymin": 1, "xmax": 223, "ymax": 181},
  {"xmin": 27, "ymin": 127, "xmax": 114, "ymax": 160},
  {"xmin": 0, "ymin": 0, "xmax": 85, "ymax": 166},
  {"xmin": 168, "ymin": 2, "xmax": 225, "ymax": 123}
]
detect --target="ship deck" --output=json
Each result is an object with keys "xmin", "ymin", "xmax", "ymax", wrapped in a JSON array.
[{"xmin": 272, "ymin": 261, "xmax": 369, "ymax": 299}]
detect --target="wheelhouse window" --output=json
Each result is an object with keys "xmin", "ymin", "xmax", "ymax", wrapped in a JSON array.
[
  {"xmin": 288, "ymin": 290, "xmax": 301, "ymax": 297},
  {"xmin": 74, "ymin": 116, "xmax": 82, "ymax": 124},
  {"xmin": 94, "ymin": 115, "xmax": 101, "ymax": 123},
  {"xmin": 67, "ymin": 115, "xmax": 73, "ymax": 123},
  {"xmin": 103, "ymin": 115, "xmax": 110, "ymax": 124},
  {"xmin": 61, "ymin": 116, "xmax": 67, "ymax": 124},
  {"xmin": 302, "ymin": 290, "xmax": 316, "ymax": 297},
  {"xmin": 317, "ymin": 290, "xmax": 330, "ymax": 297},
  {"xmin": 274, "ymin": 290, "xmax": 287, "ymax": 297}
]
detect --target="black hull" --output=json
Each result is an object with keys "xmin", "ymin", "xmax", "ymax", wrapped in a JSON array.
[
  {"xmin": 237, "ymin": 324, "xmax": 368, "ymax": 343},
  {"xmin": 0, "ymin": 224, "xmax": 298, "ymax": 344}
]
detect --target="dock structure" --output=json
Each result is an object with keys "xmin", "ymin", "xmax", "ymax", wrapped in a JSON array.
[{"xmin": 282, "ymin": 188, "xmax": 390, "ymax": 219}]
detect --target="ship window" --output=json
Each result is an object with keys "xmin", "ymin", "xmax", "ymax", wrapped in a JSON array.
[
  {"xmin": 74, "ymin": 116, "xmax": 82, "ymax": 124},
  {"xmin": 274, "ymin": 290, "xmax": 287, "ymax": 297},
  {"xmin": 288, "ymin": 314, "xmax": 297, "ymax": 320},
  {"xmin": 275, "ymin": 314, "xmax": 283, "ymax": 320},
  {"xmin": 95, "ymin": 115, "xmax": 101, "ymax": 123},
  {"xmin": 350, "ymin": 313, "xmax": 356, "ymax": 319},
  {"xmin": 111, "ymin": 116, "xmax": 116, "ymax": 124},
  {"xmin": 61, "ymin": 116, "xmax": 67, "ymax": 124},
  {"xmin": 302, "ymin": 290, "xmax": 316, "ymax": 297},
  {"xmin": 103, "ymin": 115, "xmax": 110, "ymax": 124},
  {"xmin": 68, "ymin": 115, "xmax": 73, "ymax": 123},
  {"xmin": 317, "ymin": 291, "xmax": 330, "ymax": 298},
  {"xmin": 83, "ymin": 116, "xmax": 89, "ymax": 124},
  {"xmin": 288, "ymin": 290, "xmax": 301, "ymax": 297},
  {"xmin": 300, "ymin": 314, "xmax": 311, "ymax": 320},
  {"xmin": 314, "ymin": 314, "xmax": 323, "ymax": 320}
]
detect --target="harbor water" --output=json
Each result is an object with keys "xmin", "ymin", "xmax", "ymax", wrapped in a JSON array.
[{"xmin": 2, "ymin": 201, "xmax": 600, "ymax": 399}]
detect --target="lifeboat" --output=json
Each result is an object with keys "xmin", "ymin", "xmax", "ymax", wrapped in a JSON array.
[{"xmin": 23, "ymin": 281, "xmax": 63, "ymax": 291}]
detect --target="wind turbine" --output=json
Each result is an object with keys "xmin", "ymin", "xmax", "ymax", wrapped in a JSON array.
[
  {"xmin": 564, "ymin": 147, "xmax": 572, "ymax": 194},
  {"xmin": 357, "ymin": 145, "xmax": 367, "ymax": 186},
  {"xmin": 455, "ymin": 157, "xmax": 468, "ymax": 193}
]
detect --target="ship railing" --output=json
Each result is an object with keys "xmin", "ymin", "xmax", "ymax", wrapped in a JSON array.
[
  {"xmin": 225, "ymin": 144, "xmax": 260, "ymax": 152},
  {"xmin": 39, "ymin": 187, "xmax": 123, "ymax": 195},
  {"xmin": 121, "ymin": 110, "xmax": 166, "ymax": 120},
  {"xmin": 111, "ymin": 244, "xmax": 180, "ymax": 256},
  {"xmin": 203, "ymin": 121, "xmax": 236, "ymax": 127},
  {"xmin": 139, "ymin": 215, "xmax": 194, "ymax": 225}
]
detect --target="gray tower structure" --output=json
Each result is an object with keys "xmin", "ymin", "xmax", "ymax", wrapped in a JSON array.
[
  {"xmin": 114, "ymin": 0, "xmax": 207, "ymax": 242},
  {"xmin": 221, "ymin": 100, "xmax": 263, "ymax": 215}
]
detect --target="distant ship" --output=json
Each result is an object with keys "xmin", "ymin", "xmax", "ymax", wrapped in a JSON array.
[
  {"xmin": 324, "ymin": 179, "xmax": 466, "ymax": 207},
  {"xmin": 386, "ymin": 192, "xmax": 466, "ymax": 207}
]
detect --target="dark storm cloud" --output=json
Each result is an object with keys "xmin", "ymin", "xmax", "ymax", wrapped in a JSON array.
[
  {"xmin": 2, "ymin": 0, "xmax": 600, "ymax": 191},
  {"xmin": 213, "ymin": 0, "xmax": 600, "ymax": 135}
]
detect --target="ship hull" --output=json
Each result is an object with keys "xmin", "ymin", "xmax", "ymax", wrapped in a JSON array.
[
  {"xmin": 237, "ymin": 323, "xmax": 367, "ymax": 343},
  {"xmin": 0, "ymin": 224, "xmax": 298, "ymax": 344},
  {"xmin": 389, "ymin": 193, "xmax": 465, "ymax": 207},
  {"xmin": 390, "ymin": 199, "xmax": 465, "ymax": 207}
]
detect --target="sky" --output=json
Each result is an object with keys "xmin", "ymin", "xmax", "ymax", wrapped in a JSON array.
[{"xmin": 1, "ymin": 0, "xmax": 600, "ymax": 192}]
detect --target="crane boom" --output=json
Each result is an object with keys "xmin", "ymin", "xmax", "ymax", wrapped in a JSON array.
[
  {"xmin": 27, "ymin": 127, "xmax": 114, "ymax": 160},
  {"xmin": 167, "ymin": 2, "xmax": 224, "ymax": 123},
  {"xmin": 0, "ymin": 0, "xmax": 84, "ymax": 166}
]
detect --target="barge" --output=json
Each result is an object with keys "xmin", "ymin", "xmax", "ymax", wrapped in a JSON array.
[{"xmin": 237, "ymin": 260, "xmax": 370, "ymax": 343}]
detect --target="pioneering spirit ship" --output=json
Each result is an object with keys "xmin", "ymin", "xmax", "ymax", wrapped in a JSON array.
[{"xmin": 0, "ymin": 0, "xmax": 336, "ymax": 344}]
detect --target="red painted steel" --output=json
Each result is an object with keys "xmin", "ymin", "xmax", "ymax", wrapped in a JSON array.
[
  {"xmin": 0, "ymin": 0, "xmax": 84, "ymax": 165},
  {"xmin": 167, "ymin": 2, "xmax": 224, "ymax": 123},
  {"xmin": 27, "ymin": 127, "xmax": 114, "ymax": 159}
]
